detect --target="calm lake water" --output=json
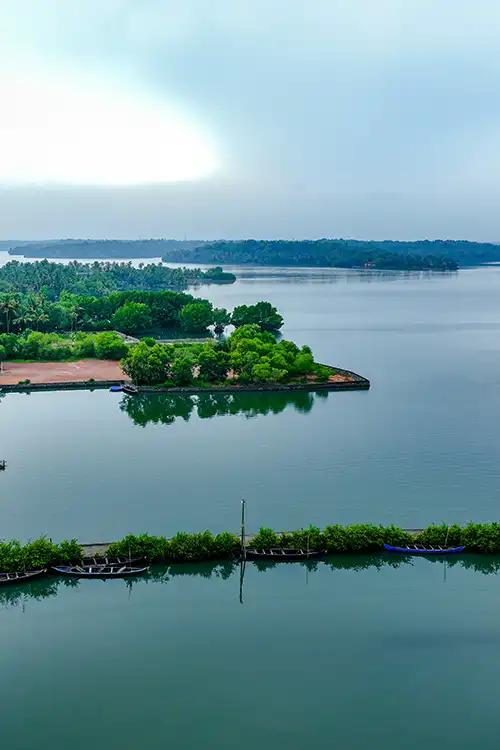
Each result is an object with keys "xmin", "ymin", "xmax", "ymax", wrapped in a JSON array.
[
  {"xmin": 2, "ymin": 555, "xmax": 500, "ymax": 750},
  {"xmin": 0, "ymin": 264, "xmax": 499, "ymax": 540},
  {"xmin": 2, "ymin": 260, "xmax": 500, "ymax": 748}
]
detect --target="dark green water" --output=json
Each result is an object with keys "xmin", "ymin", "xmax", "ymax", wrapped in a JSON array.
[
  {"xmin": 2, "ymin": 556, "xmax": 500, "ymax": 749},
  {"xmin": 1, "ymin": 265, "xmax": 500, "ymax": 540}
]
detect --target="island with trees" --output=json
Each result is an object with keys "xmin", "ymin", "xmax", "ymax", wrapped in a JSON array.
[
  {"xmin": 0, "ymin": 260, "xmax": 235, "ymax": 297},
  {"xmin": 0, "ymin": 297, "xmax": 369, "ymax": 392},
  {"xmin": 162, "ymin": 239, "xmax": 459, "ymax": 271}
]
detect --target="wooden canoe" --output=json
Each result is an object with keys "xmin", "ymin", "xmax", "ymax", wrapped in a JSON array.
[
  {"xmin": 383, "ymin": 543, "xmax": 465, "ymax": 555},
  {"xmin": 0, "ymin": 569, "xmax": 47, "ymax": 585},
  {"xmin": 81, "ymin": 555, "xmax": 146, "ymax": 567},
  {"xmin": 52, "ymin": 564, "xmax": 148, "ymax": 578},
  {"xmin": 244, "ymin": 548, "xmax": 323, "ymax": 561}
]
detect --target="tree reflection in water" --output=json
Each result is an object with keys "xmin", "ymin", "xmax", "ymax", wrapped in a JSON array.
[
  {"xmin": 120, "ymin": 390, "xmax": 327, "ymax": 427},
  {"xmin": 3, "ymin": 555, "xmax": 500, "ymax": 608}
]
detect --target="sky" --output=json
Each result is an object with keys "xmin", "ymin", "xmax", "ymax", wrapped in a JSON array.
[{"xmin": 1, "ymin": 0, "xmax": 500, "ymax": 241}]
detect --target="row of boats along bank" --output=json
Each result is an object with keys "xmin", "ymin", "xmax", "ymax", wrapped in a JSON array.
[
  {"xmin": 0, "ymin": 504, "xmax": 466, "ymax": 586},
  {"xmin": 0, "ymin": 542, "xmax": 466, "ymax": 587}
]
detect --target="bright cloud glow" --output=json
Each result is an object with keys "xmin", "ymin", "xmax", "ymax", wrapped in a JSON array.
[{"xmin": 0, "ymin": 71, "xmax": 218, "ymax": 185}]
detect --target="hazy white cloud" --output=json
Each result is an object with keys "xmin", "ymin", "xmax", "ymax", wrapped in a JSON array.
[{"xmin": 0, "ymin": 69, "xmax": 218, "ymax": 185}]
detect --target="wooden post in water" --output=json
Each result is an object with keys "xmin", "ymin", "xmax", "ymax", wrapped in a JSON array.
[{"xmin": 241, "ymin": 499, "xmax": 247, "ymax": 560}]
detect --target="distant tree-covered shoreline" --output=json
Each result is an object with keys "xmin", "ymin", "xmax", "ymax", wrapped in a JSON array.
[
  {"xmin": 8, "ymin": 237, "xmax": 500, "ymax": 267},
  {"xmin": 162, "ymin": 239, "xmax": 460, "ymax": 270},
  {"xmin": 7, "ymin": 239, "xmax": 207, "ymax": 259}
]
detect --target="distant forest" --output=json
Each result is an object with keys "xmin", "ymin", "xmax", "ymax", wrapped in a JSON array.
[
  {"xmin": 6, "ymin": 237, "xmax": 500, "ymax": 269},
  {"xmin": 7, "ymin": 239, "xmax": 206, "ymax": 259},
  {"xmin": 162, "ymin": 239, "xmax": 462, "ymax": 270}
]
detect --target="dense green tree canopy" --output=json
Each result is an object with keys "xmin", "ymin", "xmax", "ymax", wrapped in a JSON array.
[
  {"xmin": 171, "ymin": 353, "xmax": 196, "ymax": 386},
  {"xmin": 162, "ymin": 238, "xmax": 460, "ymax": 271},
  {"xmin": 120, "ymin": 324, "xmax": 328, "ymax": 386},
  {"xmin": 111, "ymin": 302, "xmax": 152, "ymax": 334},
  {"xmin": 0, "ymin": 259, "xmax": 235, "ymax": 297},
  {"xmin": 0, "ymin": 288, "xmax": 232, "ymax": 336},
  {"xmin": 121, "ymin": 341, "xmax": 174, "ymax": 385},
  {"xmin": 197, "ymin": 344, "xmax": 230, "ymax": 382},
  {"xmin": 179, "ymin": 301, "xmax": 214, "ymax": 332},
  {"xmin": 231, "ymin": 301, "xmax": 284, "ymax": 331}
]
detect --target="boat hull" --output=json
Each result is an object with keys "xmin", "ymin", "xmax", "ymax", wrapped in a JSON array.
[
  {"xmin": 0, "ymin": 569, "xmax": 47, "ymax": 585},
  {"xmin": 383, "ymin": 543, "xmax": 465, "ymax": 555},
  {"xmin": 244, "ymin": 548, "xmax": 323, "ymax": 561},
  {"xmin": 81, "ymin": 556, "xmax": 146, "ymax": 567},
  {"xmin": 52, "ymin": 565, "xmax": 148, "ymax": 578}
]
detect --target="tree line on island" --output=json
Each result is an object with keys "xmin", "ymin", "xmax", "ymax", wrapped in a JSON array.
[
  {"xmin": 162, "ymin": 239, "xmax": 459, "ymax": 271},
  {"xmin": 0, "ymin": 259, "xmax": 235, "ymax": 297},
  {"xmin": 0, "ymin": 285, "xmax": 279, "ymax": 338}
]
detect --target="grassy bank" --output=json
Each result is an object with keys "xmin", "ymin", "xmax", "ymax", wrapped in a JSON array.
[{"xmin": 4, "ymin": 523, "xmax": 500, "ymax": 571}]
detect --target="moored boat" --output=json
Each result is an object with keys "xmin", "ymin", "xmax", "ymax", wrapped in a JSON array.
[
  {"xmin": 244, "ymin": 548, "xmax": 323, "ymax": 561},
  {"xmin": 0, "ymin": 569, "xmax": 47, "ymax": 585},
  {"xmin": 81, "ymin": 555, "xmax": 146, "ymax": 567},
  {"xmin": 383, "ymin": 543, "xmax": 465, "ymax": 555},
  {"xmin": 52, "ymin": 564, "xmax": 148, "ymax": 578},
  {"xmin": 122, "ymin": 384, "xmax": 139, "ymax": 395},
  {"xmin": 109, "ymin": 385, "xmax": 123, "ymax": 392}
]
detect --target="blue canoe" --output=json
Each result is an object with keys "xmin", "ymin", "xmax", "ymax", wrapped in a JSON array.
[
  {"xmin": 384, "ymin": 543, "xmax": 465, "ymax": 555},
  {"xmin": 109, "ymin": 385, "xmax": 123, "ymax": 392}
]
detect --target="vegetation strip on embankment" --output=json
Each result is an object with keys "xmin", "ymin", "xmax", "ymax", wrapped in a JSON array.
[
  {"xmin": 3, "ymin": 524, "xmax": 500, "ymax": 572},
  {"xmin": 0, "ymin": 364, "xmax": 369, "ymax": 393}
]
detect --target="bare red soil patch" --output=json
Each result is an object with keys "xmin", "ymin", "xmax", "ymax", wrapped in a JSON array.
[{"xmin": 0, "ymin": 360, "xmax": 128, "ymax": 385}]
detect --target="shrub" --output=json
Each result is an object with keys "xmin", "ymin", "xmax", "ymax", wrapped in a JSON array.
[
  {"xmin": 281, "ymin": 525, "xmax": 323, "ymax": 550},
  {"xmin": 416, "ymin": 522, "xmax": 500, "ymax": 552},
  {"xmin": 0, "ymin": 537, "xmax": 82, "ymax": 572},
  {"xmin": 106, "ymin": 533, "xmax": 169, "ymax": 562},
  {"xmin": 93, "ymin": 331, "xmax": 128, "ymax": 359},
  {"xmin": 322, "ymin": 524, "xmax": 411, "ymax": 552},
  {"xmin": 171, "ymin": 354, "xmax": 195, "ymax": 386},
  {"xmin": 167, "ymin": 531, "xmax": 238, "ymax": 561},
  {"xmin": 251, "ymin": 527, "xmax": 280, "ymax": 549},
  {"xmin": 107, "ymin": 531, "xmax": 239, "ymax": 562}
]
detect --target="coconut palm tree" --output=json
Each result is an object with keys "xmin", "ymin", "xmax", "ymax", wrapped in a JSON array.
[{"xmin": 0, "ymin": 294, "xmax": 20, "ymax": 333}]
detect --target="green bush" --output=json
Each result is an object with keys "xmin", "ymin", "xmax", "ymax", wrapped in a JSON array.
[
  {"xmin": 0, "ymin": 537, "xmax": 82, "ymax": 572},
  {"xmin": 106, "ymin": 531, "xmax": 239, "ymax": 562},
  {"xmin": 323, "ymin": 524, "xmax": 412, "ymax": 552},
  {"xmin": 250, "ymin": 527, "xmax": 281, "ymax": 549},
  {"xmin": 106, "ymin": 533, "xmax": 169, "ymax": 562},
  {"xmin": 416, "ymin": 523, "xmax": 500, "ymax": 552},
  {"xmin": 280, "ymin": 525, "xmax": 323, "ymax": 550}
]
